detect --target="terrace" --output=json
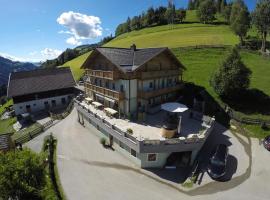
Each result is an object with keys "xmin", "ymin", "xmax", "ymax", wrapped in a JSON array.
[{"xmin": 78, "ymin": 99, "xmax": 213, "ymax": 142}]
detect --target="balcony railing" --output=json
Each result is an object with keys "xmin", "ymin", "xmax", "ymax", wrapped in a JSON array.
[
  {"xmin": 138, "ymin": 83, "xmax": 184, "ymax": 99},
  {"xmin": 85, "ymin": 83, "xmax": 124, "ymax": 101},
  {"xmin": 86, "ymin": 69, "xmax": 118, "ymax": 80},
  {"xmin": 141, "ymin": 69, "xmax": 181, "ymax": 80}
]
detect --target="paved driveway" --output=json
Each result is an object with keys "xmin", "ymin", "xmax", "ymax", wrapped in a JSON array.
[{"xmin": 26, "ymin": 109, "xmax": 270, "ymax": 200}]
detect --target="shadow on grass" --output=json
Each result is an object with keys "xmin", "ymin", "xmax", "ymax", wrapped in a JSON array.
[
  {"xmin": 181, "ymin": 82, "xmax": 230, "ymax": 128},
  {"xmin": 222, "ymin": 89, "xmax": 270, "ymax": 116}
]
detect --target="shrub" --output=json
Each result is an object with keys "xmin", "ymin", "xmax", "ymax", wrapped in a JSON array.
[
  {"xmin": 127, "ymin": 128, "xmax": 133, "ymax": 134},
  {"xmin": 100, "ymin": 137, "xmax": 107, "ymax": 146}
]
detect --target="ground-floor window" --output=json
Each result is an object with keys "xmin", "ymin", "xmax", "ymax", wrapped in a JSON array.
[
  {"xmin": 51, "ymin": 100, "xmax": 56, "ymax": 107},
  {"xmin": 131, "ymin": 149, "xmax": 136, "ymax": 157},
  {"xmin": 61, "ymin": 97, "xmax": 66, "ymax": 105},
  {"xmin": 147, "ymin": 153, "xmax": 157, "ymax": 162}
]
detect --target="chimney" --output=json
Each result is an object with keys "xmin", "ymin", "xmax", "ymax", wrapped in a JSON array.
[{"xmin": 130, "ymin": 44, "xmax": 136, "ymax": 51}]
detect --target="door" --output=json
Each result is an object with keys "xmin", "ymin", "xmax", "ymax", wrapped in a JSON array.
[{"xmin": 26, "ymin": 105, "xmax": 31, "ymax": 113}]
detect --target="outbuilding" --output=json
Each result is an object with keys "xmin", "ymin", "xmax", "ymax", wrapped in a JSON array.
[{"xmin": 7, "ymin": 67, "xmax": 76, "ymax": 115}]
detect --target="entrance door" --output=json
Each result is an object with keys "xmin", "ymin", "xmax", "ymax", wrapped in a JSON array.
[
  {"xmin": 26, "ymin": 105, "xmax": 31, "ymax": 113},
  {"xmin": 44, "ymin": 101, "xmax": 50, "ymax": 110}
]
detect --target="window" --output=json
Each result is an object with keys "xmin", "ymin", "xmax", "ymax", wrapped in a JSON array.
[
  {"xmin": 120, "ymin": 85, "xmax": 124, "ymax": 92},
  {"xmin": 51, "ymin": 100, "xmax": 56, "ymax": 107},
  {"xmin": 149, "ymin": 82, "xmax": 153, "ymax": 89},
  {"xmin": 148, "ymin": 154, "xmax": 157, "ymax": 162},
  {"xmin": 61, "ymin": 97, "xmax": 66, "ymax": 105},
  {"xmin": 112, "ymin": 83, "xmax": 115, "ymax": 90},
  {"xmin": 131, "ymin": 149, "xmax": 137, "ymax": 157},
  {"xmin": 33, "ymin": 104, "xmax": 36, "ymax": 107},
  {"xmin": 20, "ymin": 106, "xmax": 23, "ymax": 109},
  {"xmin": 105, "ymin": 81, "xmax": 109, "ymax": 88}
]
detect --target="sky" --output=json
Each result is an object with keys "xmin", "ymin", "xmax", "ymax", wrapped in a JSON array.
[{"xmin": 0, "ymin": 0, "xmax": 256, "ymax": 62}]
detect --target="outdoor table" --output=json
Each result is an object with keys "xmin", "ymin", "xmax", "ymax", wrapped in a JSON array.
[
  {"xmin": 104, "ymin": 107, "xmax": 118, "ymax": 117},
  {"xmin": 92, "ymin": 101, "xmax": 103, "ymax": 109},
  {"xmin": 85, "ymin": 97, "xmax": 93, "ymax": 104}
]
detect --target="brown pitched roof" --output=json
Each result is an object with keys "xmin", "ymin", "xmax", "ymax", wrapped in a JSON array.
[
  {"xmin": 7, "ymin": 67, "xmax": 76, "ymax": 97},
  {"xmin": 82, "ymin": 45, "xmax": 185, "ymax": 72}
]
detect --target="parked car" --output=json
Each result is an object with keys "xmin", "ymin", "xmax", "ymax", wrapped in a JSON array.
[
  {"xmin": 207, "ymin": 144, "xmax": 228, "ymax": 179},
  {"xmin": 78, "ymin": 81, "xmax": 84, "ymax": 86},
  {"xmin": 263, "ymin": 135, "xmax": 270, "ymax": 151}
]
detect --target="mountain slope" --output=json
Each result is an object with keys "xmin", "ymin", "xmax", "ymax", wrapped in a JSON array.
[
  {"xmin": 61, "ymin": 51, "xmax": 91, "ymax": 81},
  {"xmin": 105, "ymin": 23, "xmax": 238, "ymax": 48},
  {"xmin": 0, "ymin": 56, "xmax": 37, "ymax": 86}
]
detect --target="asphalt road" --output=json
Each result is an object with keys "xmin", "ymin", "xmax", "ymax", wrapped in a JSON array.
[{"xmin": 26, "ymin": 109, "xmax": 270, "ymax": 200}]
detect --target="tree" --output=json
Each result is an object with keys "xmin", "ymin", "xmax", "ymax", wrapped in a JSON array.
[
  {"xmin": 230, "ymin": 0, "xmax": 250, "ymax": 45},
  {"xmin": 222, "ymin": 2, "xmax": 232, "ymax": 23},
  {"xmin": 131, "ymin": 16, "xmax": 141, "ymax": 31},
  {"xmin": 220, "ymin": 0, "xmax": 227, "ymax": 13},
  {"xmin": 188, "ymin": 0, "xmax": 195, "ymax": 10},
  {"xmin": 126, "ymin": 17, "xmax": 131, "ymax": 32},
  {"xmin": 197, "ymin": 0, "xmax": 216, "ymax": 24},
  {"xmin": 0, "ymin": 149, "xmax": 46, "ymax": 200},
  {"xmin": 146, "ymin": 7, "xmax": 155, "ymax": 26},
  {"xmin": 154, "ymin": 6, "xmax": 167, "ymax": 25},
  {"xmin": 252, "ymin": 0, "xmax": 270, "ymax": 52},
  {"xmin": 216, "ymin": 0, "xmax": 222, "ymax": 13},
  {"xmin": 165, "ymin": 1, "xmax": 176, "ymax": 24},
  {"xmin": 210, "ymin": 47, "xmax": 251, "ymax": 98},
  {"xmin": 175, "ymin": 9, "xmax": 187, "ymax": 23}
]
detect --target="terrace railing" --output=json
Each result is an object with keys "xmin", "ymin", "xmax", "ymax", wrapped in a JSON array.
[{"xmin": 75, "ymin": 100, "xmax": 215, "ymax": 153}]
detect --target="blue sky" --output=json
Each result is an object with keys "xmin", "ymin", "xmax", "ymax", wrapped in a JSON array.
[{"xmin": 0, "ymin": 0, "xmax": 256, "ymax": 62}]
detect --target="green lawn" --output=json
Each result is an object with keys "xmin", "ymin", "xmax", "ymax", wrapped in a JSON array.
[
  {"xmin": 243, "ymin": 124, "xmax": 270, "ymax": 139},
  {"xmin": 174, "ymin": 47, "xmax": 270, "ymax": 118},
  {"xmin": 0, "ymin": 99, "xmax": 13, "ymax": 116},
  {"xmin": 0, "ymin": 117, "xmax": 16, "ymax": 135},
  {"xmin": 105, "ymin": 23, "xmax": 239, "ymax": 48},
  {"xmin": 0, "ymin": 100, "xmax": 15, "ymax": 135},
  {"xmin": 61, "ymin": 51, "xmax": 91, "ymax": 81}
]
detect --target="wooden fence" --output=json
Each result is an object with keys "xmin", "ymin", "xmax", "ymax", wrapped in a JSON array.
[
  {"xmin": 50, "ymin": 100, "xmax": 74, "ymax": 120},
  {"xmin": 13, "ymin": 120, "xmax": 54, "ymax": 145},
  {"xmin": 227, "ymin": 108, "xmax": 270, "ymax": 126}
]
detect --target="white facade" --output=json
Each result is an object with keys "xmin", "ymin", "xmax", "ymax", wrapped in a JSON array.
[{"xmin": 13, "ymin": 94, "xmax": 72, "ymax": 115}]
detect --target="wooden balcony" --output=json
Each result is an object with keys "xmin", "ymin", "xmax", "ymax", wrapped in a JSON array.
[
  {"xmin": 85, "ymin": 83, "xmax": 124, "ymax": 101},
  {"xmin": 140, "ymin": 70, "xmax": 181, "ymax": 80},
  {"xmin": 138, "ymin": 83, "xmax": 184, "ymax": 99},
  {"xmin": 86, "ymin": 69, "xmax": 118, "ymax": 80}
]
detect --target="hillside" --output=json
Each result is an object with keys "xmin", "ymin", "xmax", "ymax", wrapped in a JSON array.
[
  {"xmin": 0, "ymin": 56, "xmax": 37, "ymax": 86},
  {"xmin": 61, "ymin": 51, "xmax": 91, "ymax": 80},
  {"xmin": 105, "ymin": 23, "xmax": 238, "ymax": 48},
  {"xmin": 63, "ymin": 22, "xmax": 238, "ymax": 81}
]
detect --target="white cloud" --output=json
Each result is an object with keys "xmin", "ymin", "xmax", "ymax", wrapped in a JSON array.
[
  {"xmin": 66, "ymin": 37, "xmax": 82, "ymax": 46},
  {"xmin": 29, "ymin": 51, "xmax": 38, "ymax": 56},
  {"xmin": 41, "ymin": 48, "xmax": 62, "ymax": 59},
  {"xmin": 57, "ymin": 11, "xmax": 102, "ymax": 45},
  {"xmin": 0, "ymin": 52, "xmax": 28, "ymax": 62}
]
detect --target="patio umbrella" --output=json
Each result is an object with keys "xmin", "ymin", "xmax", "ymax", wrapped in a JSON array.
[{"xmin": 161, "ymin": 102, "xmax": 188, "ymax": 113}]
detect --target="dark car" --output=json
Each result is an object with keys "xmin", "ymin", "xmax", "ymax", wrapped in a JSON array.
[
  {"xmin": 207, "ymin": 144, "xmax": 228, "ymax": 179},
  {"xmin": 263, "ymin": 135, "xmax": 270, "ymax": 151}
]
